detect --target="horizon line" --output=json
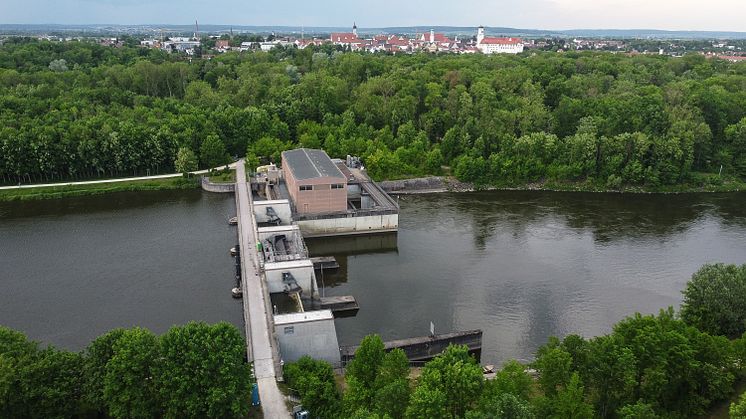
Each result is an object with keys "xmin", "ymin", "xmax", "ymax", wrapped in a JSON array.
[{"xmin": 1, "ymin": 22, "xmax": 745, "ymax": 35}]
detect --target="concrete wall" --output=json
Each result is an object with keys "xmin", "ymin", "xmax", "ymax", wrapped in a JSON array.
[
  {"xmin": 347, "ymin": 183, "xmax": 362, "ymax": 199},
  {"xmin": 201, "ymin": 177, "xmax": 235, "ymax": 193},
  {"xmin": 297, "ymin": 214, "xmax": 399, "ymax": 237},
  {"xmin": 264, "ymin": 260, "xmax": 317, "ymax": 298},
  {"xmin": 361, "ymin": 193, "xmax": 374, "ymax": 209},
  {"xmin": 253, "ymin": 200, "xmax": 292, "ymax": 226},
  {"xmin": 275, "ymin": 310, "xmax": 340, "ymax": 365}
]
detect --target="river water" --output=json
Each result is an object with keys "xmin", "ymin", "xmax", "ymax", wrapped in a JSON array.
[
  {"xmin": 308, "ymin": 191, "xmax": 746, "ymax": 364},
  {"xmin": 1, "ymin": 190, "xmax": 745, "ymax": 364},
  {"xmin": 0, "ymin": 190, "xmax": 242, "ymax": 351}
]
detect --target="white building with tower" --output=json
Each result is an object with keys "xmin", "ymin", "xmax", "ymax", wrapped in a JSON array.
[{"xmin": 476, "ymin": 26, "xmax": 524, "ymax": 54}]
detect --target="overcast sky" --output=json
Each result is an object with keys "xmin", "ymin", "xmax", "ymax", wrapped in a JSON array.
[{"xmin": 1, "ymin": 0, "xmax": 745, "ymax": 32}]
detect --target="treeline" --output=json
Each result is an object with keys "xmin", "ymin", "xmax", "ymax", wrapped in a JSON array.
[
  {"xmin": 0, "ymin": 321, "xmax": 252, "ymax": 418},
  {"xmin": 1, "ymin": 39, "xmax": 745, "ymax": 187},
  {"xmin": 288, "ymin": 263, "xmax": 746, "ymax": 418}
]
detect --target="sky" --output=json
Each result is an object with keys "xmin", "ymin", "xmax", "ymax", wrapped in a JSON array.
[{"xmin": 1, "ymin": 0, "xmax": 745, "ymax": 32}]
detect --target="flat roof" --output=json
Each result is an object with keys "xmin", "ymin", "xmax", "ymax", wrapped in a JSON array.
[
  {"xmin": 282, "ymin": 148, "xmax": 345, "ymax": 181},
  {"xmin": 274, "ymin": 309, "xmax": 334, "ymax": 325}
]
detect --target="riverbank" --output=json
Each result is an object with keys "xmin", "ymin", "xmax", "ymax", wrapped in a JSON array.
[
  {"xmin": 380, "ymin": 174, "xmax": 746, "ymax": 195},
  {"xmin": 0, "ymin": 177, "xmax": 200, "ymax": 202}
]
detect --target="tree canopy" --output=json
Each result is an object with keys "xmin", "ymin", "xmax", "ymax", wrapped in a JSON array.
[
  {"xmin": 0, "ymin": 322, "xmax": 251, "ymax": 418},
  {"xmin": 680, "ymin": 263, "xmax": 746, "ymax": 338},
  {"xmin": 1, "ymin": 39, "xmax": 745, "ymax": 189}
]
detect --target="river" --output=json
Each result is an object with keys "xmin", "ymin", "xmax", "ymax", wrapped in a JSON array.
[
  {"xmin": 0, "ymin": 190, "xmax": 242, "ymax": 351},
  {"xmin": 308, "ymin": 191, "xmax": 746, "ymax": 364},
  {"xmin": 1, "ymin": 190, "xmax": 745, "ymax": 364}
]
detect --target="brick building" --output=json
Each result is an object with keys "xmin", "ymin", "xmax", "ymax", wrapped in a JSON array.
[{"xmin": 281, "ymin": 149, "xmax": 348, "ymax": 215}]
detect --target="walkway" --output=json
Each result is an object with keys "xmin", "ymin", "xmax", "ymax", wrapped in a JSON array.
[
  {"xmin": 235, "ymin": 160, "xmax": 290, "ymax": 418},
  {"xmin": 0, "ymin": 162, "xmax": 238, "ymax": 190}
]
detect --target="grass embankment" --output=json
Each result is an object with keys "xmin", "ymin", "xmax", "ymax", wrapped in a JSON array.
[
  {"xmin": 206, "ymin": 169, "xmax": 236, "ymax": 184},
  {"xmin": 0, "ymin": 176, "xmax": 200, "ymax": 202}
]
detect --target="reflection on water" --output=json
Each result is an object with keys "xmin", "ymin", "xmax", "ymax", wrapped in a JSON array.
[
  {"xmin": 305, "ymin": 233, "xmax": 399, "ymax": 289},
  {"xmin": 307, "ymin": 191, "xmax": 746, "ymax": 365}
]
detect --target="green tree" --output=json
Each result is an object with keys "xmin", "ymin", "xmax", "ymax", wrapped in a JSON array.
[
  {"xmin": 344, "ymin": 334, "xmax": 387, "ymax": 412},
  {"xmin": 20, "ymin": 348, "xmax": 83, "ymax": 419},
  {"xmin": 103, "ymin": 327, "xmax": 160, "ymax": 419},
  {"xmin": 725, "ymin": 117, "xmax": 746, "ymax": 177},
  {"xmin": 467, "ymin": 393, "xmax": 534, "ymax": 419},
  {"xmin": 618, "ymin": 401, "xmax": 659, "ymax": 419},
  {"xmin": 372, "ymin": 349, "xmax": 411, "ymax": 418},
  {"xmin": 586, "ymin": 335, "xmax": 636, "ymax": 418},
  {"xmin": 174, "ymin": 147, "xmax": 198, "ymax": 175},
  {"xmin": 405, "ymin": 385, "xmax": 448, "ymax": 419},
  {"xmin": 0, "ymin": 328, "xmax": 83, "ymax": 419},
  {"xmin": 415, "ymin": 345, "xmax": 483, "ymax": 418},
  {"xmin": 680, "ymin": 263, "xmax": 746, "ymax": 337},
  {"xmin": 731, "ymin": 392, "xmax": 746, "ymax": 419},
  {"xmin": 155, "ymin": 322, "xmax": 251, "ymax": 418},
  {"xmin": 533, "ymin": 342, "xmax": 573, "ymax": 397},
  {"xmin": 284, "ymin": 356, "xmax": 340, "ymax": 417},
  {"xmin": 199, "ymin": 134, "xmax": 229, "ymax": 170},
  {"xmin": 347, "ymin": 334, "xmax": 386, "ymax": 390},
  {"xmin": 552, "ymin": 373, "xmax": 594, "ymax": 419},
  {"xmin": 82, "ymin": 328, "xmax": 126, "ymax": 414}
]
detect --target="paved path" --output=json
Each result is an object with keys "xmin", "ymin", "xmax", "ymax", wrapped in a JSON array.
[
  {"xmin": 0, "ymin": 162, "xmax": 238, "ymax": 190},
  {"xmin": 235, "ymin": 160, "xmax": 290, "ymax": 418}
]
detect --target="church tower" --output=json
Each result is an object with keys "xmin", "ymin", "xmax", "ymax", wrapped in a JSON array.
[
  {"xmin": 353, "ymin": 22, "xmax": 358, "ymax": 37},
  {"xmin": 477, "ymin": 25, "xmax": 485, "ymax": 44}
]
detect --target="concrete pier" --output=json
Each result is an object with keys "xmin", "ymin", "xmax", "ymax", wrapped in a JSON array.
[{"xmin": 235, "ymin": 160, "xmax": 290, "ymax": 417}]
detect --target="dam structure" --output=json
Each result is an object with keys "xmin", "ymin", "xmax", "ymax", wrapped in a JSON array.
[
  {"xmin": 233, "ymin": 149, "xmax": 401, "ymax": 368},
  {"xmin": 231, "ymin": 150, "xmax": 479, "ymax": 413},
  {"xmin": 233, "ymin": 152, "xmax": 361, "ymax": 415},
  {"xmin": 254, "ymin": 148, "xmax": 399, "ymax": 238}
]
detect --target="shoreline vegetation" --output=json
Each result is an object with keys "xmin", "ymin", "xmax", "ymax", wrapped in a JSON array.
[
  {"xmin": 0, "ymin": 176, "xmax": 199, "ymax": 202},
  {"xmin": 380, "ymin": 173, "xmax": 746, "ymax": 195},
  {"xmin": 1, "ymin": 169, "xmax": 744, "ymax": 203}
]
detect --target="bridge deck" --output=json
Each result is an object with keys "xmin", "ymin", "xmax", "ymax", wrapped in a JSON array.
[{"xmin": 235, "ymin": 161, "xmax": 290, "ymax": 417}]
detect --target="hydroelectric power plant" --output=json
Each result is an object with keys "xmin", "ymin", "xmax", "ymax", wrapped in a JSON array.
[{"xmin": 217, "ymin": 149, "xmax": 482, "ymax": 415}]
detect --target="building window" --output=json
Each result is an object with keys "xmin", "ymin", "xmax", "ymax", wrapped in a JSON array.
[
  {"xmin": 331, "ymin": 184, "xmax": 344, "ymax": 189},
  {"xmin": 299, "ymin": 185, "xmax": 313, "ymax": 191},
  {"xmin": 284, "ymin": 326, "xmax": 294, "ymax": 335}
]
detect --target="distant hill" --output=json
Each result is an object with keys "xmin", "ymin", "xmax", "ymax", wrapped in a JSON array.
[{"xmin": 1, "ymin": 23, "xmax": 745, "ymax": 40}]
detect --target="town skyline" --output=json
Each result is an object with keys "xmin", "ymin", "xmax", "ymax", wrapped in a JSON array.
[{"xmin": 1, "ymin": 0, "xmax": 745, "ymax": 33}]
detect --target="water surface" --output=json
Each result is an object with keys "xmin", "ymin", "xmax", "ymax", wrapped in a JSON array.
[
  {"xmin": 307, "ymin": 191, "xmax": 746, "ymax": 364},
  {"xmin": 0, "ymin": 190, "xmax": 241, "ymax": 351},
  {"xmin": 2, "ymin": 189, "xmax": 746, "ymax": 365}
]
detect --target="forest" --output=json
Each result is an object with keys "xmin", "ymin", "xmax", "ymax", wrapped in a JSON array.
[{"xmin": 0, "ymin": 38, "xmax": 745, "ymax": 190}]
